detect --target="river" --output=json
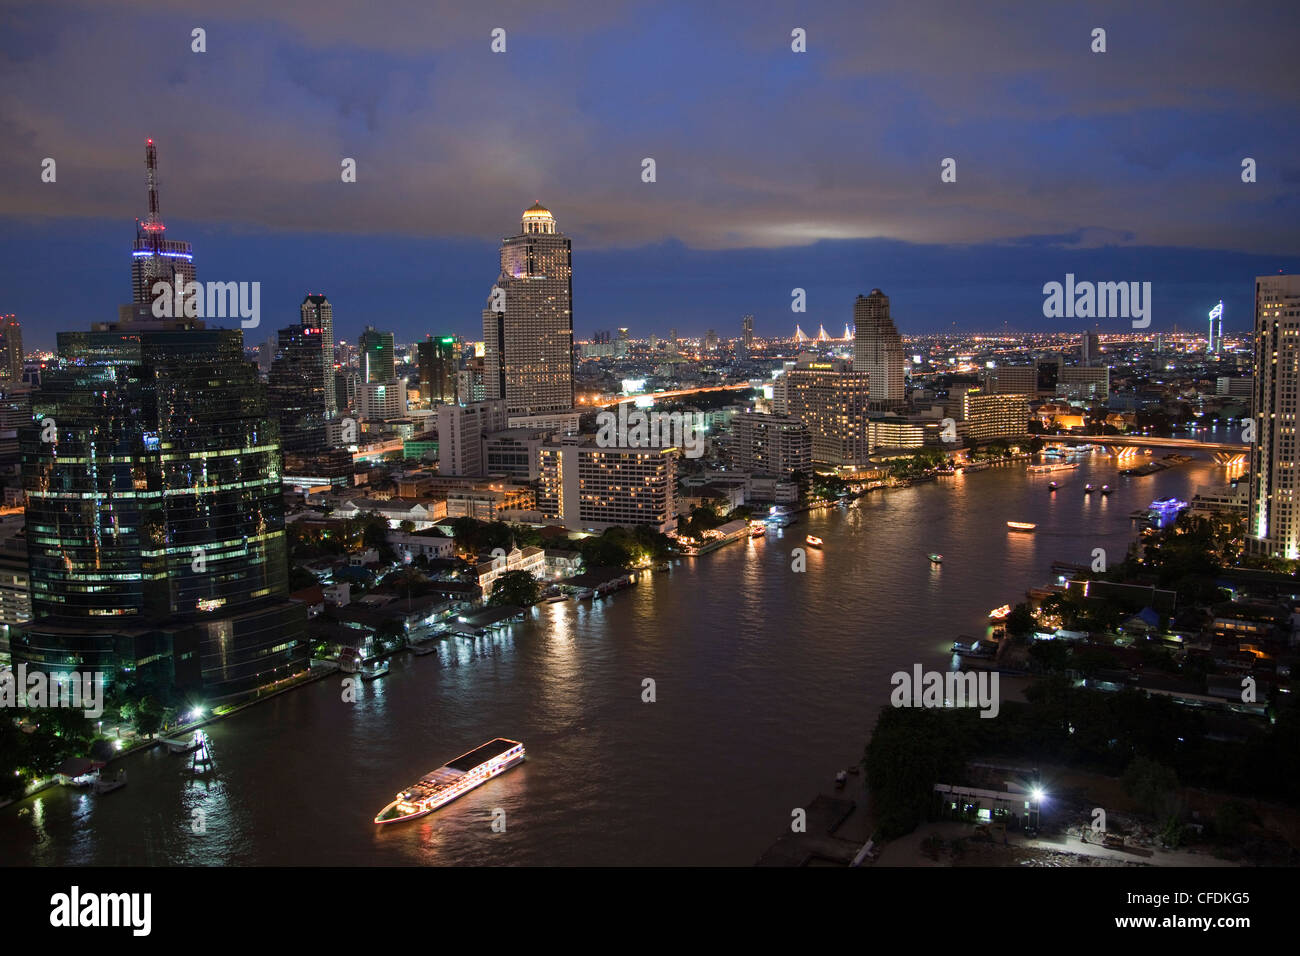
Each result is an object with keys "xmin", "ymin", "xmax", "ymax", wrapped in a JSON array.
[{"xmin": 0, "ymin": 449, "xmax": 1230, "ymax": 865}]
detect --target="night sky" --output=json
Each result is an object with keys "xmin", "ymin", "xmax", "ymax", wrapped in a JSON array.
[{"xmin": 1, "ymin": 0, "xmax": 1298, "ymax": 349}]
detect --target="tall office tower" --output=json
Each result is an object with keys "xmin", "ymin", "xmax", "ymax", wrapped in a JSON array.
[
  {"xmin": 1208, "ymin": 301, "xmax": 1224, "ymax": 356},
  {"xmin": 358, "ymin": 325, "xmax": 396, "ymax": 383},
  {"xmin": 852, "ymin": 290, "xmax": 905, "ymax": 405},
  {"xmin": 437, "ymin": 400, "xmax": 508, "ymax": 476},
  {"xmin": 1080, "ymin": 330, "xmax": 1101, "ymax": 366},
  {"xmin": 300, "ymin": 294, "xmax": 337, "ymax": 415},
  {"xmin": 669, "ymin": 328, "xmax": 678, "ymax": 345},
  {"xmin": 1155, "ymin": 333, "xmax": 1164, "ymax": 354},
  {"xmin": 17, "ymin": 325, "xmax": 307, "ymax": 700},
  {"xmin": 268, "ymin": 322, "xmax": 327, "ymax": 454},
  {"xmin": 732, "ymin": 412, "xmax": 811, "ymax": 478},
  {"xmin": 130, "ymin": 140, "xmax": 196, "ymax": 308},
  {"xmin": 418, "ymin": 335, "xmax": 458, "ymax": 405},
  {"xmin": 617, "ymin": 327, "xmax": 630, "ymax": 357},
  {"xmin": 741, "ymin": 314, "xmax": 755, "ymax": 350},
  {"xmin": 482, "ymin": 202, "xmax": 574, "ymax": 415},
  {"xmin": 0, "ymin": 316, "xmax": 23, "ymax": 381},
  {"xmin": 355, "ymin": 380, "xmax": 408, "ymax": 422},
  {"xmin": 782, "ymin": 357, "xmax": 872, "ymax": 466},
  {"xmin": 1248, "ymin": 275, "xmax": 1300, "ymax": 559},
  {"xmin": 537, "ymin": 435, "xmax": 678, "ymax": 533}
]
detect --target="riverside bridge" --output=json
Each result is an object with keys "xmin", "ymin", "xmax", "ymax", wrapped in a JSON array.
[{"xmin": 1052, "ymin": 433, "xmax": 1248, "ymax": 467}]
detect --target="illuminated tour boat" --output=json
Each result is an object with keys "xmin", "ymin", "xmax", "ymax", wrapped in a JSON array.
[
  {"xmin": 374, "ymin": 739, "xmax": 525, "ymax": 825},
  {"xmin": 1026, "ymin": 461, "xmax": 1078, "ymax": 474},
  {"xmin": 1006, "ymin": 521, "xmax": 1037, "ymax": 533},
  {"xmin": 805, "ymin": 535, "xmax": 823, "ymax": 548}
]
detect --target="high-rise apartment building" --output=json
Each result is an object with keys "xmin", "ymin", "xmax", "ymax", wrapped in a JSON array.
[
  {"xmin": 1248, "ymin": 275, "xmax": 1300, "ymax": 558},
  {"xmin": 1057, "ymin": 366, "xmax": 1110, "ymax": 400},
  {"xmin": 951, "ymin": 388, "xmax": 1030, "ymax": 445},
  {"xmin": 17, "ymin": 324, "xmax": 307, "ymax": 700},
  {"xmin": 732, "ymin": 412, "xmax": 811, "ymax": 478},
  {"xmin": 852, "ymin": 290, "xmax": 905, "ymax": 405},
  {"xmin": 482, "ymin": 203, "xmax": 574, "ymax": 415},
  {"xmin": 741, "ymin": 315, "xmax": 755, "ymax": 351},
  {"xmin": 358, "ymin": 326, "xmax": 396, "ymax": 384},
  {"xmin": 1081, "ymin": 330, "xmax": 1101, "ymax": 367},
  {"xmin": 780, "ymin": 357, "xmax": 871, "ymax": 467},
  {"xmin": 300, "ymin": 294, "xmax": 337, "ymax": 415},
  {"xmin": 418, "ymin": 335, "xmax": 458, "ymax": 405},
  {"xmin": 537, "ymin": 436, "xmax": 677, "ymax": 533}
]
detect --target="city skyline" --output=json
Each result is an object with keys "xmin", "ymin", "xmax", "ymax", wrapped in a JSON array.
[{"xmin": 4, "ymin": 1, "xmax": 1300, "ymax": 348}]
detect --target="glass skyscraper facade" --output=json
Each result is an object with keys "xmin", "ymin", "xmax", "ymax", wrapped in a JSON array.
[{"xmin": 16, "ymin": 326, "xmax": 308, "ymax": 701}]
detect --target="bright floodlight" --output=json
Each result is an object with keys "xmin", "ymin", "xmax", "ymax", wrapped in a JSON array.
[{"xmin": 1031, "ymin": 788, "xmax": 1045, "ymax": 802}]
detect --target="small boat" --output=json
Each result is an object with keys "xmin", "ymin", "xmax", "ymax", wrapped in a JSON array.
[
  {"xmin": 805, "ymin": 535, "xmax": 823, "ymax": 548},
  {"xmin": 1100, "ymin": 485, "xmax": 1112, "ymax": 496},
  {"xmin": 750, "ymin": 524, "xmax": 767, "ymax": 538},
  {"xmin": 544, "ymin": 593, "xmax": 569, "ymax": 603},
  {"xmin": 1048, "ymin": 481, "xmax": 1058, "ymax": 492},
  {"xmin": 1084, "ymin": 483, "xmax": 1095, "ymax": 494},
  {"xmin": 928, "ymin": 553, "xmax": 943, "ymax": 564},
  {"xmin": 575, "ymin": 588, "xmax": 595, "ymax": 600},
  {"xmin": 94, "ymin": 769, "xmax": 127, "ymax": 794},
  {"xmin": 411, "ymin": 644, "xmax": 436, "ymax": 656},
  {"xmin": 835, "ymin": 770, "xmax": 848, "ymax": 788},
  {"xmin": 1006, "ymin": 521, "xmax": 1037, "ymax": 533},
  {"xmin": 360, "ymin": 660, "xmax": 390, "ymax": 681},
  {"xmin": 160, "ymin": 735, "xmax": 200, "ymax": 755}
]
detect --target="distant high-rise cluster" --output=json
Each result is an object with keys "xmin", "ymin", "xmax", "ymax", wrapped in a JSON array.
[
  {"xmin": 852, "ymin": 290, "xmax": 904, "ymax": 405},
  {"xmin": 483, "ymin": 203, "xmax": 575, "ymax": 415}
]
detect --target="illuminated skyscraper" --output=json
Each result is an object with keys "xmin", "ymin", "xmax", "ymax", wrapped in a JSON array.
[
  {"xmin": 17, "ymin": 326, "xmax": 307, "ymax": 700},
  {"xmin": 483, "ymin": 203, "xmax": 574, "ymax": 415},
  {"xmin": 742, "ymin": 314, "xmax": 755, "ymax": 350},
  {"xmin": 1208, "ymin": 301, "xmax": 1224, "ymax": 356},
  {"xmin": 852, "ymin": 290, "xmax": 904, "ymax": 405},
  {"xmin": 301, "ymin": 294, "xmax": 337, "ymax": 415},
  {"xmin": 1248, "ymin": 275, "xmax": 1300, "ymax": 559},
  {"xmin": 130, "ymin": 140, "xmax": 196, "ymax": 308}
]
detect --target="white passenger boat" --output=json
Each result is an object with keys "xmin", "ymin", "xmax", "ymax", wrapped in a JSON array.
[{"xmin": 374, "ymin": 739, "xmax": 526, "ymax": 825}]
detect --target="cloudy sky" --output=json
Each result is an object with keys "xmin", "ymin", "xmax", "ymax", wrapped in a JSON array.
[{"xmin": 2, "ymin": 0, "xmax": 1298, "ymax": 348}]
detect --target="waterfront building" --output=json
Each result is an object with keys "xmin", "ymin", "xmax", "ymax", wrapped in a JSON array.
[
  {"xmin": 779, "ymin": 357, "xmax": 872, "ymax": 467},
  {"xmin": 537, "ymin": 435, "xmax": 678, "ymax": 533},
  {"xmin": 732, "ymin": 412, "xmax": 811, "ymax": 479},
  {"xmin": 482, "ymin": 203, "xmax": 575, "ymax": 415},
  {"xmin": 1217, "ymin": 376, "xmax": 1253, "ymax": 398},
  {"xmin": 1248, "ymin": 274, "xmax": 1300, "ymax": 559},
  {"xmin": 950, "ymin": 388, "xmax": 1030, "ymax": 445},
  {"xmin": 17, "ymin": 321, "xmax": 307, "ymax": 701}
]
